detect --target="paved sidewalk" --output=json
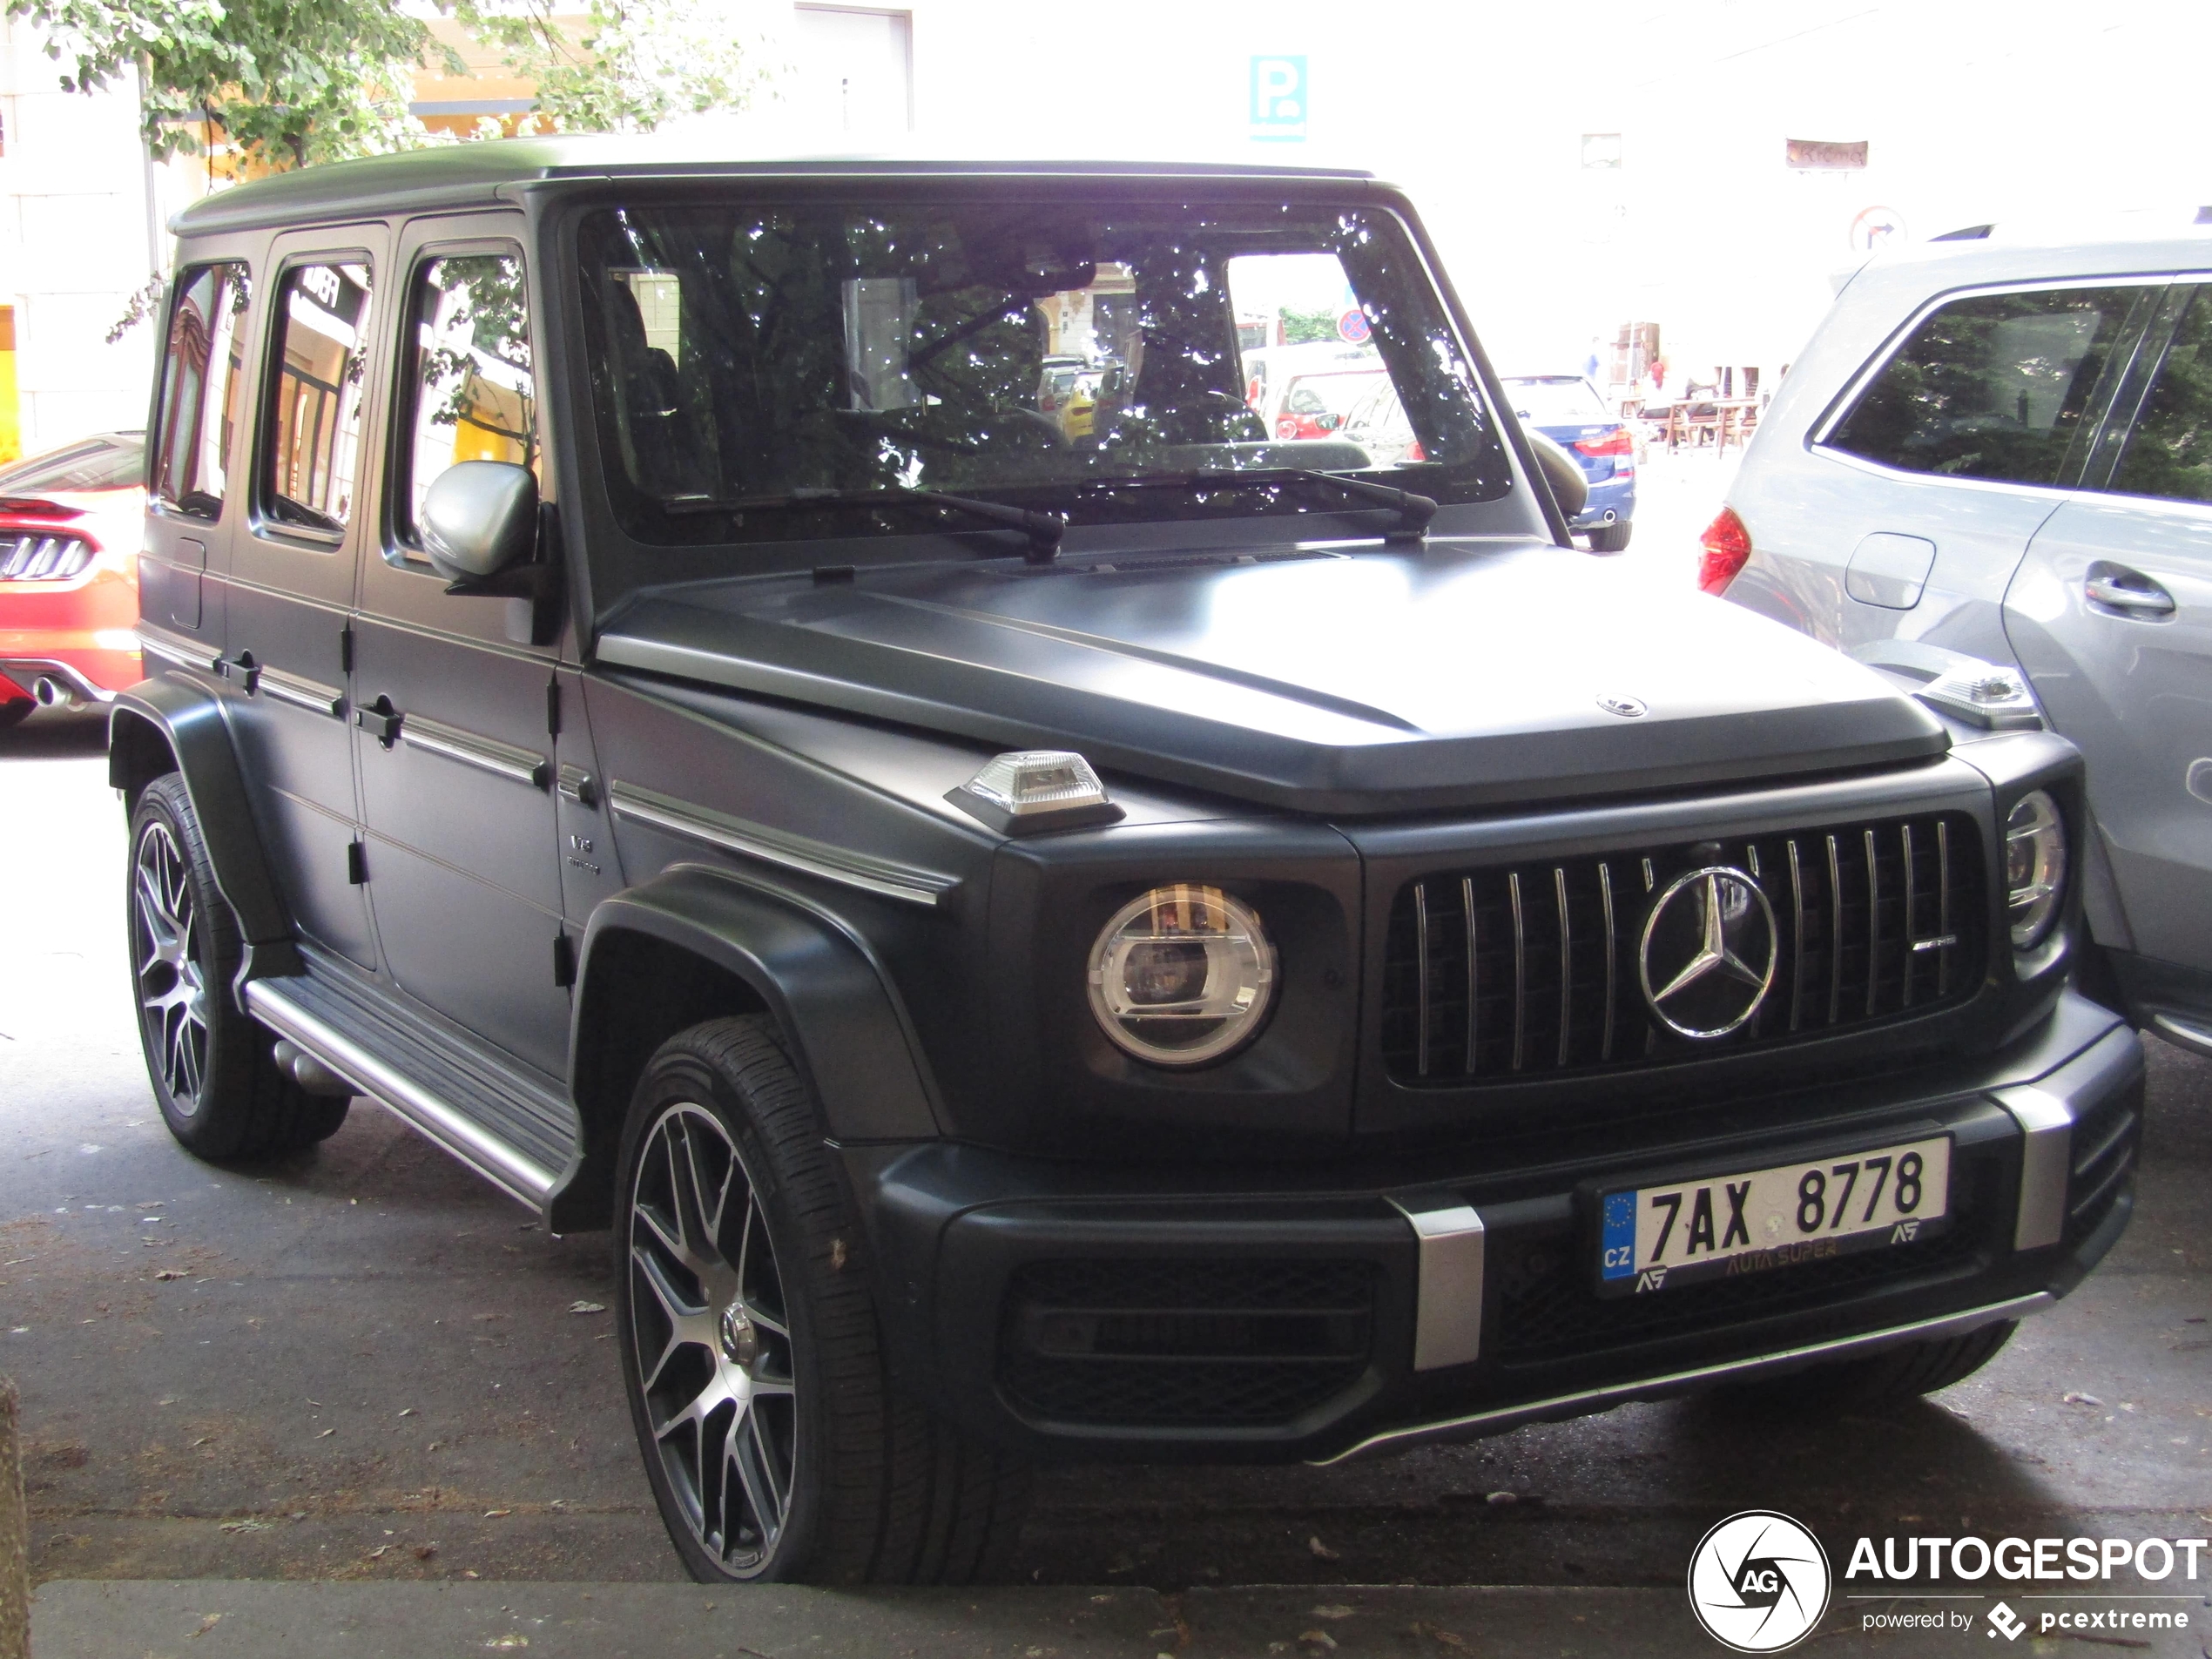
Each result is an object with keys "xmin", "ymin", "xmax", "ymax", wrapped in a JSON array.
[{"xmin": 33, "ymin": 1579, "xmax": 2212, "ymax": 1658}]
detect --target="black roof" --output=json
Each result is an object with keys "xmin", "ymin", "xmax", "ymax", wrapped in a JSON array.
[{"xmin": 172, "ymin": 136, "xmax": 1381, "ymax": 235}]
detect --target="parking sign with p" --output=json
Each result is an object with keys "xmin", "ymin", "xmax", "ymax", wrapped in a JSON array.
[{"xmin": 1250, "ymin": 55, "xmax": 1307, "ymax": 142}]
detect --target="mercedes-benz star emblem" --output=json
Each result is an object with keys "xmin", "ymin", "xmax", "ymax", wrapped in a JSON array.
[
  {"xmin": 1638, "ymin": 865, "xmax": 1779, "ymax": 1039},
  {"xmin": 1596, "ymin": 694, "xmax": 1648, "ymax": 718}
]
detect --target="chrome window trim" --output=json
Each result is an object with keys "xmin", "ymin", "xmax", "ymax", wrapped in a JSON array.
[
  {"xmin": 399, "ymin": 711, "xmax": 550, "ymax": 789},
  {"xmin": 608, "ymin": 779, "xmax": 958, "ymax": 908}
]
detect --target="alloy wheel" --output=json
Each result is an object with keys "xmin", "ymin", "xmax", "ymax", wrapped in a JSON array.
[
  {"xmin": 628, "ymin": 1102, "xmax": 798, "ymax": 1576},
  {"xmin": 133, "ymin": 819, "xmax": 208, "ymax": 1115}
]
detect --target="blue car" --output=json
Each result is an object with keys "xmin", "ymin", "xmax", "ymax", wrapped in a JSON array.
[{"xmin": 1502, "ymin": 374, "xmax": 1636, "ymax": 550}]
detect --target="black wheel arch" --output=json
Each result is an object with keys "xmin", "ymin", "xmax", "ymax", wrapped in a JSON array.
[
  {"xmin": 108, "ymin": 683, "xmax": 302, "ymax": 988},
  {"xmin": 556, "ymin": 866, "xmax": 946, "ymax": 1232}
]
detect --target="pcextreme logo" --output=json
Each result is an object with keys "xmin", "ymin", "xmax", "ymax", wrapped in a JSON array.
[{"xmin": 1687, "ymin": 1510, "xmax": 1833, "ymax": 1652}]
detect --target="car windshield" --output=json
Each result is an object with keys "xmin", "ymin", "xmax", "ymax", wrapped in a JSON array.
[
  {"xmin": 577, "ymin": 196, "xmax": 1509, "ymax": 550},
  {"xmin": 0, "ymin": 434, "xmax": 144, "ymax": 493},
  {"xmin": 1504, "ymin": 377, "xmax": 1611, "ymax": 427}
]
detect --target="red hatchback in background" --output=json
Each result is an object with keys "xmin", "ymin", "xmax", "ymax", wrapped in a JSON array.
[{"xmin": 0, "ymin": 429, "xmax": 146, "ymax": 729}]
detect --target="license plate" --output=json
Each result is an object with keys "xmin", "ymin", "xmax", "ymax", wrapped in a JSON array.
[{"xmin": 1597, "ymin": 1135, "xmax": 1951, "ymax": 1295}]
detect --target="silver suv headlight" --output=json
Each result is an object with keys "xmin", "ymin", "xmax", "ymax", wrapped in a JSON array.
[
  {"xmin": 1086, "ymin": 885, "xmax": 1276, "ymax": 1066},
  {"xmin": 2005, "ymin": 789, "xmax": 2067, "ymax": 949}
]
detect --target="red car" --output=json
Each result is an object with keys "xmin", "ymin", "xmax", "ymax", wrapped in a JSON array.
[{"xmin": 0, "ymin": 429, "xmax": 145, "ymax": 729}]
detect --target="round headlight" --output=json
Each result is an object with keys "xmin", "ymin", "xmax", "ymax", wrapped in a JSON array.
[
  {"xmin": 2006, "ymin": 789, "xmax": 2067, "ymax": 949},
  {"xmin": 1086, "ymin": 885, "xmax": 1276, "ymax": 1066}
]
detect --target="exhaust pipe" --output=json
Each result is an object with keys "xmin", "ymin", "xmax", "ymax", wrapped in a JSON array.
[
  {"xmin": 271, "ymin": 1039, "xmax": 354, "ymax": 1098},
  {"xmin": 30, "ymin": 676, "xmax": 80, "ymax": 711}
]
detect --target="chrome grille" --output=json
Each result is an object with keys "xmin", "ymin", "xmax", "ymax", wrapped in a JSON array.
[
  {"xmin": 0, "ymin": 532, "xmax": 93, "ymax": 581},
  {"xmin": 1381, "ymin": 811, "xmax": 1984, "ymax": 1084}
]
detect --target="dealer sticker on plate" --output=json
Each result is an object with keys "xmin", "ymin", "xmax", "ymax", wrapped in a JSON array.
[{"xmin": 1598, "ymin": 1134, "xmax": 1951, "ymax": 1295}]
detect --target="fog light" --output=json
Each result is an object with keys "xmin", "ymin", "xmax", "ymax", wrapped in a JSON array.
[
  {"xmin": 2006, "ymin": 789, "xmax": 2067, "ymax": 949},
  {"xmin": 1087, "ymin": 885, "xmax": 1275, "ymax": 1066}
]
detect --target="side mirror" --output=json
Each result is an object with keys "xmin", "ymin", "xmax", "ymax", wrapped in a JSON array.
[
  {"xmin": 1524, "ymin": 428, "xmax": 1589, "ymax": 522},
  {"xmin": 420, "ymin": 461, "xmax": 538, "ymax": 583}
]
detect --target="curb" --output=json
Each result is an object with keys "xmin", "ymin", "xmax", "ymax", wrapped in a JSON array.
[
  {"xmin": 36, "ymin": 1578, "xmax": 2205, "ymax": 1659},
  {"xmin": 0, "ymin": 1377, "xmax": 25, "ymax": 1659}
]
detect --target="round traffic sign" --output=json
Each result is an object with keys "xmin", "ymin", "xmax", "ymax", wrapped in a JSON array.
[{"xmin": 1337, "ymin": 307, "xmax": 1371, "ymax": 344}]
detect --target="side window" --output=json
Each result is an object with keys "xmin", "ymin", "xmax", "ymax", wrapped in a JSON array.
[
  {"xmin": 398, "ymin": 252, "xmax": 536, "ymax": 545},
  {"xmin": 2110, "ymin": 286, "xmax": 2212, "ymax": 504},
  {"xmin": 1826, "ymin": 286, "xmax": 2152, "ymax": 488},
  {"xmin": 265, "ymin": 260, "xmax": 373, "ymax": 532},
  {"xmin": 151, "ymin": 261, "xmax": 251, "ymax": 516}
]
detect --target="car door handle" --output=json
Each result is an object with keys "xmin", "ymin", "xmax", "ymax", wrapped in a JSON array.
[
  {"xmin": 355, "ymin": 695, "xmax": 402, "ymax": 747},
  {"xmin": 212, "ymin": 651, "xmax": 259, "ymax": 691},
  {"xmin": 2085, "ymin": 572, "xmax": 2176, "ymax": 616}
]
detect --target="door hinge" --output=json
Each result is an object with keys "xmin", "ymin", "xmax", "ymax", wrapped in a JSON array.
[
  {"xmin": 340, "ymin": 624, "xmax": 354, "ymax": 675},
  {"xmin": 546, "ymin": 678, "xmax": 562, "ymax": 738},
  {"xmin": 552, "ymin": 931, "xmax": 577, "ymax": 988},
  {"xmin": 347, "ymin": 840, "xmax": 368, "ymax": 885}
]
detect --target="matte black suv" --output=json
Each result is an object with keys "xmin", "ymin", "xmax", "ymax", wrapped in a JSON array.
[{"xmin": 114, "ymin": 139, "xmax": 2142, "ymax": 1585}]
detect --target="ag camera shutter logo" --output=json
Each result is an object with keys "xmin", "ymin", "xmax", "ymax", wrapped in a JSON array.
[{"xmin": 1688, "ymin": 1510, "xmax": 1832, "ymax": 1651}]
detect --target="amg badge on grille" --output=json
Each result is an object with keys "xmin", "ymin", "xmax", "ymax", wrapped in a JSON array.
[{"xmin": 1637, "ymin": 867, "xmax": 1778, "ymax": 1038}]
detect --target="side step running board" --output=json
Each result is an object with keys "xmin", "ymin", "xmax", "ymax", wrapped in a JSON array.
[{"xmin": 245, "ymin": 977, "xmax": 564, "ymax": 1213}]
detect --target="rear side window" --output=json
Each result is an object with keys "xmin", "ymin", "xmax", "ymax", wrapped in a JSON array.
[
  {"xmin": 265, "ymin": 260, "xmax": 373, "ymax": 533},
  {"xmin": 151, "ymin": 262, "xmax": 251, "ymax": 516},
  {"xmin": 397, "ymin": 252, "xmax": 536, "ymax": 545},
  {"xmin": 1827, "ymin": 286, "xmax": 2151, "ymax": 487},
  {"xmin": 2110, "ymin": 285, "xmax": 2212, "ymax": 503}
]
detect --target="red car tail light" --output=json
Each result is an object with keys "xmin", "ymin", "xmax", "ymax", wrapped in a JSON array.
[
  {"xmin": 1698, "ymin": 505, "xmax": 1753, "ymax": 595},
  {"xmin": 1572, "ymin": 428, "xmax": 1634, "ymax": 457}
]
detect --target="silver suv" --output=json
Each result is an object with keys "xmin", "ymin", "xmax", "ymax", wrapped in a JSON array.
[{"xmin": 1711, "ymin": 212, "xmax": 2212, "ymax": 1051}]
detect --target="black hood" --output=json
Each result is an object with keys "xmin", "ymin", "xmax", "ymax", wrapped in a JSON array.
[{"xmin": 595, "ymin": 538, "xmax": 1948, "ymax": 815}]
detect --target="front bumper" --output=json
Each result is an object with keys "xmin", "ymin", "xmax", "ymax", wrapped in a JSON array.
[{"xmin": 849, "ymin": 993, "xmax": 2141, "ymax": 1464}]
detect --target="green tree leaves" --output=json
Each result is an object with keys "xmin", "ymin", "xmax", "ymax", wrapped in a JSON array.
[{"xmin": 8, "ymin": 0, "xmax": 448, "ymax": 167}]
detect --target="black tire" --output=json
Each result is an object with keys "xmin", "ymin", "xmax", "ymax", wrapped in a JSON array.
[
  {"xmin": 0, "ymin": 697, "xmax": 32, "ymax": 732},
  {"xmin": 615, "ymin": 1015, "xmax": 1029, "ymax": 1585},
  {"xmin": 126, "ymin": 773, "xmax": 349, "ymax": 1157},
  {"xmin": 1716, "ymin": 1320, "xmax": 2017, "ymax": 1413},
  {"xmin": 1587, "ymin": 520, "xmax": 1634, "ymax": 553}
]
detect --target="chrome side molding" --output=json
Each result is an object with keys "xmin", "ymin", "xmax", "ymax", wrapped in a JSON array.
[
  {"xmin": 1387, "ymin": 1190, "xmax": 1486, "ymax": 1372},
  {"xmin": 608, "ymin": 780, "xmax": 959, "ymax": 907},
  {"xmin": 254, "ymin": 666, "xmax": 345, "ymax": 718},
  {"xmin": 399, "ymin": 712, "xmax": 550, "ymax": 789},
  {"xmin": 244, "ymin": 979, "xmax": 559, "ymax": 1212},
  {"xmin": 1318, "ymin": 1291, "xmax": 2053, "ymax": 1464}
]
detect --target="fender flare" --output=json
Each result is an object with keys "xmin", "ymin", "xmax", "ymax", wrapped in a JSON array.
[
  {"xmin": 572, "ymin": 864, "xmax": 945, "ymax": 1149},
  {"xmin": 109, "ymin": 682, "xmax": 300, "ymax": 970}
]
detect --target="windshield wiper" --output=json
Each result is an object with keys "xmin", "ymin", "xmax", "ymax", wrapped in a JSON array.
[
  {"xmin": 1115, "ymin": 468, "xmax": 1437, "ymax": 544},
  {"xmin": 664, "ymin": 486, "xmax": 1068, "ymax": 563}
]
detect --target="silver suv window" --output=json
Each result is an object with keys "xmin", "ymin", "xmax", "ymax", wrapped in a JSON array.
[
  {"xmin": 1826, "ymin": 285, "xmax": 2155, "ymax": 488},
  {"xmin": 2111, "ymin": 285, "xmax": 2212, "ymax": 503}
]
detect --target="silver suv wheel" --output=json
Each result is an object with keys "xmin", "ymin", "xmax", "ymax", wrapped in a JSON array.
[{"xmin": 628, "ymin": 1100, "xmax": 797, "ymax": 1575}]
